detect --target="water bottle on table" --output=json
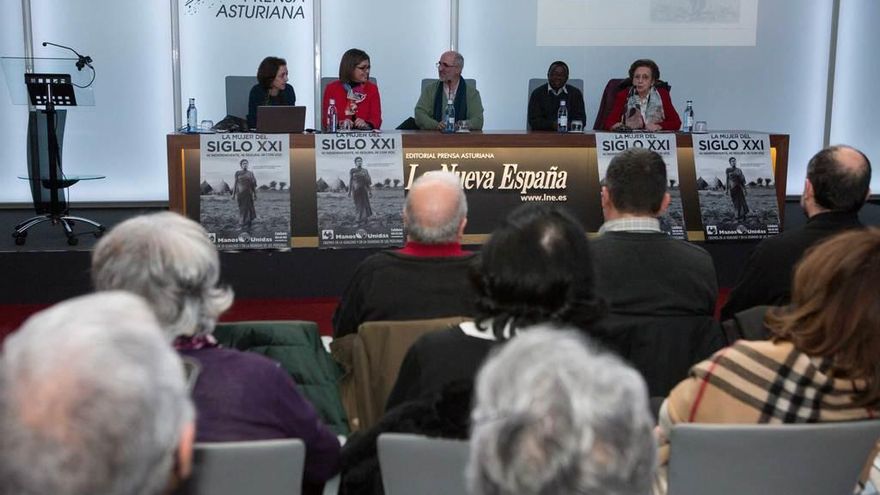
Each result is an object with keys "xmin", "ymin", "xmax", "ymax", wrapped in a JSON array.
[
  {"xmin": 443, "ymin": 98, "xmax": 456, "ymax": 133},
  {"xmin": 683, "ymin": 100, "xmax": 694, "ymax": 132},
  {"xmin": 557, "ymin": 100, "xmax": 568, "ymax": 133},
  {"xmin": 327, "ymin": 98, "xmax": 338, "ymax": 133},
  {"xmin": 186, "ymin": 98, "xmax": 198, "ymax": 133}
]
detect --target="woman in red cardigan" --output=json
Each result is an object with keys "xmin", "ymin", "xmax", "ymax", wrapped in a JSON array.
[
  {"xmin": 604, "ymin": 59, "xmax": 681, "ymax": 132},
  {"xmin": 322, "ymin": 48, "xmax": 382, "ymax": 130}
]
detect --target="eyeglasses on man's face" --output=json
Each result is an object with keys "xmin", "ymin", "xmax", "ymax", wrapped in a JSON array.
[{"xmin": 436, "ymin": 61, "xmax": 458, "ymax": 69}]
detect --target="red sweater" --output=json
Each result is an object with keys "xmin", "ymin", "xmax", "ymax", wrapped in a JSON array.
[
  {"xmin": 322, "ymin": 80, "xmax": 382, "ymax": 130},
  {"xmin": 604, "ymin": 86, "xmax": 681, "ymax": 131}
]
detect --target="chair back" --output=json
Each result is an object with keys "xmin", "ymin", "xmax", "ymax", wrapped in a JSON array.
[
  {"xmin": 668, "ymin": 421, "xmax": 880, "ymax": 495},
  {"xmin": 225, "ymin": 76, "xmax": 258, "ymax": 119},
  {"xmin": 720, "ymin": 305, "xmax": 773, "ymax": 344},
  {"xmin": 592, "ymin": 77, "xmax": 625, "ymax": 130},
  {"xmin": 330, "ymin": 316, "xmax": 470, "ymax": 432},
  {"xmin": 378, "ymin": 433, "xmax": 470, "ymax": 495},
  {"xmin": 526, "ymin": 78, "xmax": 584, "ymax": 129},
  {"xmin": 213, "ymin": 320, "xmax": 349, "ymax": 436},
  {"xmin": 603, "ymin": 313, "xmax": 724, "ymax": 398},
  {"xmin": 174, "ymin": 439, "xmax": 306, "ymax": 495}
]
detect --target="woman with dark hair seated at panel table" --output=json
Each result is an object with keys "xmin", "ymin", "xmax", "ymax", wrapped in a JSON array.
[
  {"xmin": 247, "ymin": 56, "xmax": 296, "ymax": 129},
  {"xmin": 604, "ymin": 58, "xmax": 681, "ymax": 132},
  {"xmin": 655, "ymin": 228, "xmax": 880, "ymax": 493},
  {"xmin": 322, "ymin": 48, "xmax": 382, "ymax": 130}
]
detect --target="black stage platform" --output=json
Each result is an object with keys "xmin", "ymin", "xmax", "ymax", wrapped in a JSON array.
[{"xmin": 2, "ymin": 201, "xmax": 879, "ymax": 306}]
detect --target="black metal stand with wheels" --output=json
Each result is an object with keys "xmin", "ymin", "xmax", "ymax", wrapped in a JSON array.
[{"xmin": 2, "ymin": 62, "xmax": 105, "ymax": 246}]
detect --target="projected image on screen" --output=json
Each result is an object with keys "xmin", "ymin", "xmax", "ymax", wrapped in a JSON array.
[
  {"xmin": 650, "ymin": 0, "xmax": 740, "ymax": 23},
  {"xmin": 536, "ymin": 0, "xmax": 757, "ymax": 46}
]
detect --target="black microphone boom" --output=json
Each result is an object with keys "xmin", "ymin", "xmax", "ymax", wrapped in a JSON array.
[{"xmin": 42, "ymin": 41, "xmax": 93, "ymax": 71}]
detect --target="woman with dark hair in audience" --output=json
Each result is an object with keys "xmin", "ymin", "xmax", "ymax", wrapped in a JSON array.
[
  {"xmin": 339, "ymin": 204, "xmax": 607, "ymax": 494},
  {"xmin": 322, "ymin": 48, "xmax": 382, "ymax": 130},
  {"xmin": 655, "ymin": 228, "xmax": 880, "ymax": 492},
  {"xmin": 386, "ymin": 203, "xmax": 608, "ymax": 408},
  {"xmin": 604, "ymin": 59, "xmax": 681, "ymax": 131},
  {"xmin": 247, "ymin": 56, "xmax": 296, "ymax": 129}
]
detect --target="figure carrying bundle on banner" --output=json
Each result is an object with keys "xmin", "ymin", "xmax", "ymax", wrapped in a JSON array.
[
  {"xmin": 725, "ymin": 157, "xmax": 750, "ymax": 221},
  {"xmin": 349, "ymin": 156, "xmax": 373, "ymax": 224},
  {"xmin": 232, "ymin": 158, "xmax": 258, "ymax": 232}
]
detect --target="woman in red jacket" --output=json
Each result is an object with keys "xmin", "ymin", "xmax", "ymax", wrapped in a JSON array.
[
  {"xmin": 322, "ymin": 48, "xmax": 382, "ymax": 130},
  {"xmin": 604, "ymin": 59, "xmax": 681, "ymax": 132}
]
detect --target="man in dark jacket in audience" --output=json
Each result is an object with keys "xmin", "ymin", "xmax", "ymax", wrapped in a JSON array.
[
  {"xmin": 333, "ymin": 171, "xmax": 476, "ymax": 337},
  {"xmin": 721, "ymin": 145, "xmax": 871, "ymax": 320},
  {"xmin": 592, "ymin": 148, "xmax": 721, "ymax": 396}
]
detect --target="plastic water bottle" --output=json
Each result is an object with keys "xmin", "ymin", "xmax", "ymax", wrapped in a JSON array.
[
  {"xmin": 327, "ymin": 98, "xmax": 338, "ymax": 133},
  {"xmin": 443, "ymin": 98, "xmax": 456, "ymax": 133},
  {"xmin": 557, "ymin": 100, "xmax": 568, "ymax": 133},
  {"xmin": 186, "ymin": 98, "xmax": 197, "ymax": 133},
  {"xmin": 683, "ymin": 100, "xmax": 694, "ymax": 132}
]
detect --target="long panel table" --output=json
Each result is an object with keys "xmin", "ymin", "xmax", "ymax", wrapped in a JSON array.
[{"xmin": 167, "ymin": 131, "xmax": 788, "ymax": 247}]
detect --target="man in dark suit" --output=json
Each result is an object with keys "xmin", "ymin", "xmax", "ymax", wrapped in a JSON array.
[
  {"xmin": 527, "ymin": 61, "xmax": 587, "ymax": 131},
  {"xmin": 721, "ymin": 145, "xmax": 872, "ymax": 320}
]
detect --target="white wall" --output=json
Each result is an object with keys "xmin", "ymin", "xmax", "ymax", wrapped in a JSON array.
[
  {"xmin": 179, "ymin": 1, "xmax": 316, "ymax": 129},
  {"xmin": 1, "ymin": 0, "xmax": 875, "ymax": 203},
  {"xmin": 830, "ymin": 0, "xmax": 880, "ymax": 194},
  {"xmin": 0, "ymin": 0, "xmax": 30, "ymax": 203},
  {"xmin": 459, "ymin": 0, "xmax": 833, "ymax": 194},
  {"xmin": 320, "ymin": 0, "xmax": 449, "ymax": 130},
  {"xmin": 18, "ymin": 0, "xmax": 175, "ymax": 202}
]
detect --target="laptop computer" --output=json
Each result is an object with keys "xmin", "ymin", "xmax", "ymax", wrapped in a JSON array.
[{"xmin": 256, "ymin": 105, "xmax": 307, "ymax": 133}]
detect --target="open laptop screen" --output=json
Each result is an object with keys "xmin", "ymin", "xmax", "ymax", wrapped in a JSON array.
[{"xmin": 256, "ymin": 105, "xmax": 306, "ymax": 133}]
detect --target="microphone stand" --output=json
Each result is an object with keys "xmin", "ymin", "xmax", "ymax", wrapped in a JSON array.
[{"xmin": 41, "ymin": 41, "xmax": 95, "ymax": 88}]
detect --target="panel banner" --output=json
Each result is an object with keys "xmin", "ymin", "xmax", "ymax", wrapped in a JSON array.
[
  {"xmin": 403, "ymin": 147, "xmax": 598, "ymax": 233},
  {"xmin": 596, "ymin": 132, "xmax": 685, "ymax": 238},
  {"xmin": 315, "ymin": 132, "xmax": 405, "ymax": 248},
  {"xmin": 692, "ymin": 132, "xmax": 780, "ymax": 241},
  {"xmin": 200, "ymin": 133, "xmax": 291, "ymax": 249}
]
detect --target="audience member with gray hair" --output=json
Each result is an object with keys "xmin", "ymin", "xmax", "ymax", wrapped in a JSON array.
[
  {"xmin": 469, "ymin": 327, "xmax": 656, "ymax": 495},
  {"xmin": 91, "ymin": 212, "xmax": 341, "ymax": 490},
  {"xmin": 0, "ymin": 292, "xmax": 195, "ymax": 495},
  {"xmin": 404, "ymin": 171, "xmax": 468, "ymax": 244},
  {"xmin": 333, "ymin": 171, "xmax": 477, "ymax": 337}
]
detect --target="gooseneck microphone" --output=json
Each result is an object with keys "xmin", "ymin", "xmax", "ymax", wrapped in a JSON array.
[{"xmin": 42, "ymin": 41, "xmax": 93, "ymax": 71}]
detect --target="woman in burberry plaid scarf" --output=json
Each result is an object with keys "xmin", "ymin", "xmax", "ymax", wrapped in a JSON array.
[{"xmin": 656, "ymin": 228, "xmax": 880, "ymax": 492}]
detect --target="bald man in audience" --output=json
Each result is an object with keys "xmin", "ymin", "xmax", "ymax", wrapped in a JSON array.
[
  {"xmin": 721, "ymin": 145, "xmax": 872, "ymax": 320},
  {"xmin": 333, "ymin": 171, "xmax": 477, "ymax": 337},
  {"xmin": 0, "ymin": 292, "xmax": 195, "ymax": 495}
]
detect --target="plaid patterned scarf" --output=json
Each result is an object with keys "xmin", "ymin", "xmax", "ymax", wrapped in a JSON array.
[{"xmin": 688, "ymin": 341, "xmax": 876, "ymax": 423}]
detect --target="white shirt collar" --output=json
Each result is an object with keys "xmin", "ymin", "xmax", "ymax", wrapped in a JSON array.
[
  {"xmin": 459, "ymin": 320, "xmax": 515, "ymax": 341},
  {"xmin": 547, "ymin": 84, "xmax": 568, "ymax": 97},
  {"xmin": 598, "ymin": 216, "xmax": 662, "ymax": 234}
]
